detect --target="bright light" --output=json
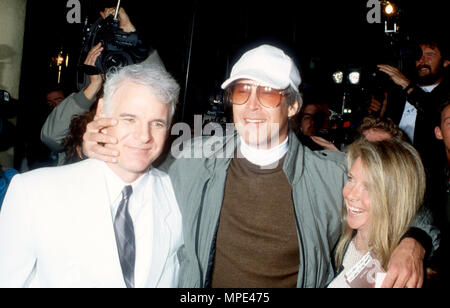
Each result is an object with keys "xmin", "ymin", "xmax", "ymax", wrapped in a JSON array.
[
  {"xmin": 332, "ymin": 71, "xmax": 344, "ymax": 84},
  {"xmin": 385, "ymin": 3, "xmax": 394, "ymax": 15},
  {"xmin": 348, "ymin": 72, "xmax": 361, "ymax": 85},
  {"xmin": 56, "ymin": 53, "xmax": 64, "ymax": 66}
]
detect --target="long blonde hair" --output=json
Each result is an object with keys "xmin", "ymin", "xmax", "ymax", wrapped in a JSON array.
[{"xmin": 334, "ymin": 139, "xmax": 426, "ymax": 269}]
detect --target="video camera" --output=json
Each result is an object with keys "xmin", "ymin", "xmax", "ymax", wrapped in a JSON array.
[
  {"xmin": 363, "ymin": 33, "xmax": 423, "ymax": 94},
  {"xmin": 77, "ymin": 0, "xmax": 151, "ymax": 90}
]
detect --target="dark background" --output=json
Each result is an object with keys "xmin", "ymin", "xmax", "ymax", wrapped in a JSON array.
[{"xmin": 7, "ymin": 0, "xmax": 450, "ymax": 168}]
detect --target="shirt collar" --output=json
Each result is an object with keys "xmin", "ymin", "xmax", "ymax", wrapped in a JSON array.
[
  {"xmin": 99, "ymin": 161, "xmax": 151, "ymax": 210},
  {"xmin": 420, "ymin": 84, "xmax": 439, "ymax": 93}
]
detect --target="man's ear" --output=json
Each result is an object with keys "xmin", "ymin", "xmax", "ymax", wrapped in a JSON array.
[
  {"xmin": 435, "ymin": 126, "xmax": 443, "ymax": 140},
  {"xmin": 444, "ymin": 60, "xmax": 450, "ymax": 68},
  {"xmin": 288, "ymin": 101, "xmax": 300, "ymax": 119}
]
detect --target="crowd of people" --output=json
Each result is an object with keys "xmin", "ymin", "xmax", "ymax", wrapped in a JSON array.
[{"xmin": 0, "ymin": 5, "xmax": 448, "ymax": 289}]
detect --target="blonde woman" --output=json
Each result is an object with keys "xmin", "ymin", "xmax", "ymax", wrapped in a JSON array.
[{"xmin": 328, "ymin": 139, "xmax": 426, "ymax": 288}]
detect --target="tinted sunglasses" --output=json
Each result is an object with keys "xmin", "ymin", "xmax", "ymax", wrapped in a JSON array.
[{"xmin": 227, "ymin": 83, "xmax": 288, "ymax": 109}]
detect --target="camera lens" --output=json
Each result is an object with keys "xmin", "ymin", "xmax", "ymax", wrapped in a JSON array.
[{"xmin": 101, "ymin": 52, "xmax": 132, "ymax": 73}]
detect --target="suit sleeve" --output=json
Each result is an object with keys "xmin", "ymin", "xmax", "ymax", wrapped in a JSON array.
[
  {"xmin": 409, "ymin": 205, "xmax": 440, "ymax": 258},
  {"xmin": 0, "ymin": 175, "xmax": 37, "ymax": 287}
]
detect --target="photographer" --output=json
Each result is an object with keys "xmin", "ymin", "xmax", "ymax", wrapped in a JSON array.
[
  {"xmin": 41, "ymin": 7, "xmax": 165, "ymax": 165},
  {"xmin": 371, "ymin": 38, "xmax": 449, "ymax": 173},
  {"xmin": 372, "ymin": 40, "xmax": 450, "ymax": 159}
]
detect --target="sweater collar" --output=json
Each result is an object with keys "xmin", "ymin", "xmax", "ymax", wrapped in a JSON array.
[
  {"xmin": 202, "ymin": 130, "xmax": 305, "ymax": 186},
  {"xmin": 239, "ymin": 136, "xmax": 289, "ymax": 167}
]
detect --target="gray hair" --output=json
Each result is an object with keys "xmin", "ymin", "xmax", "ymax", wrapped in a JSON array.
[
  {"xmin": 102, "ymin": 63, "xmax": 180, "ymax": 123},
  {"xmin": 285, "ymin": 86, "xmax": 303, "ymax": 111}
]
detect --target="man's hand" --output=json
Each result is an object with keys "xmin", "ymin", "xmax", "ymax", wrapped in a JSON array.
[
  {"xmin": 310, "ymin": 136, "xmax": 339, "ymax": 151},
  {"xmin": 377, "ymin": 65, "xmax": 411, "ymax": 90},
  {"xmin": 83, "ymin": 43, "xmax": 104, "ymax": 100},
  {"xmin": 367, "ymin": 92, "xmax": 388, "ymax": 118},
  {"xmin": 100, "ymin": 7, "xmax": 136, "ymax": 33},
  {"xmin": 82, "ymin": 102, "xmax": 120, "ymax": 163},
  {"xmin": 382, "ymin": 238, "xmax": 425, "ymax": 288}
]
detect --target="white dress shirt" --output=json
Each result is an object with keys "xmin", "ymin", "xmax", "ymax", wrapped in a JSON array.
[
  {"xmin": 100, "ymin": 162, "xmax": 154, "ymax": 288},
  {"xmin": 398, "ymin": 84, "xmax": 438, "ymax": 143}
]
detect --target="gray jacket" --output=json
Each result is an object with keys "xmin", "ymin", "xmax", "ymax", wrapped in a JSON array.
[{"xmin": 165, "ymin": 131, "xmax": 439, "ymax": 288}]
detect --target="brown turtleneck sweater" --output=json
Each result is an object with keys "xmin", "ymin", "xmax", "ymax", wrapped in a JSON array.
[{"xmin": 210, "ymin": 156, "xmax": 300, "ymax": 288}]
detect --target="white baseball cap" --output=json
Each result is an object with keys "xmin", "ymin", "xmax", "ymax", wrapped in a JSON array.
[{"xmin": 221, "ymin": 44, "xmax": 301, "ymax": 92}]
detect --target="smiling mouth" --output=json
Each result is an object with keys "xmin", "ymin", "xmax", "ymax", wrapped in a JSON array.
[
  {"xmin": 347, "ymin": 205, "xmax": 364, "ymax": 215},
  {"xmin": 245, "ymin": 119, "xmax": 266, "ymax": 124},
  {"xmin": 417, "ymin": 66, "xmax": 431, "ymax": 72},
  {"xmin": 126, "ymin": 146, "xmax": 152, "ymax": 153}
]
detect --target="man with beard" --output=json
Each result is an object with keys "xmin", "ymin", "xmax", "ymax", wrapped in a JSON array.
[{"xmin": 374, "ymin": 38, "xmax": 448, "ymax": 173}]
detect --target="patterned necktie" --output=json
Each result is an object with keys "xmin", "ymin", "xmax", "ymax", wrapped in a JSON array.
[{"xmin": 113, "ymin": 185, "xmax": 135, "ymax": 288}]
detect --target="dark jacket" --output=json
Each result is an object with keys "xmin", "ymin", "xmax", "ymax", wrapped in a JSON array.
[{"xmin": 385, "ymin": 77, "xmax": 449, "ymax": 173}]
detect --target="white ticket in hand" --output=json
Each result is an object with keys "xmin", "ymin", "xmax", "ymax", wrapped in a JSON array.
[
  {"xmin": 375, "ymin": 273, "xmax": 387, "ymax": 288},
  {"xmin": 345, "ymin": 251, "xmax": 386, "ymax": 288}
]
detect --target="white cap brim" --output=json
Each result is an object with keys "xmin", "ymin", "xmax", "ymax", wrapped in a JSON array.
[{"xmin": 221, "ymin": 70, "xmax": 291, "ymax": 91}]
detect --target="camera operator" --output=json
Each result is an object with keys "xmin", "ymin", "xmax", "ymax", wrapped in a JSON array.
[
  {"xmin": 41, "ymin": 7, "xmax": 165, "ymax": 165},
  {"xmin": 371, "ymin": 37, "xmax": 449, "ymax": 173}
]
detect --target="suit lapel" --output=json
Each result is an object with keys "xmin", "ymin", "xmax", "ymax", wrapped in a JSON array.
[{"xmin": 75, "ymin": 160, "xmax": 126, "ymax": 287}]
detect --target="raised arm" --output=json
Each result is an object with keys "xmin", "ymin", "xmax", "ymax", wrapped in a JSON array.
[{"xmin": 41, "ymin": 43, "xmax": 104, "ymax": 152}]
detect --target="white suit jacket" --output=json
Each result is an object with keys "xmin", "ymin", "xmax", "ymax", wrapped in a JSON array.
[{"xmin": 0, "ymin": 159, "xmax": 183, "ymax": 288}]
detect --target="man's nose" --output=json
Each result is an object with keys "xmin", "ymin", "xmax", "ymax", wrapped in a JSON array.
[
  {"xmin": 417, "ymin": 54, "xmax": 427, "ymax": 65},
  {"xmin": 246, "ymin": 89, "xmax": 261, "ymax": 110},
  {"xmin": 136, "ymin": 124, "xmax": 153, "ymax": 143}
]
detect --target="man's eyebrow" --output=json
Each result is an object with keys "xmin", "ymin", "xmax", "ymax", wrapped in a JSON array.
[
  {"xmin": 119, "ymin": 114, "xmax": 168, "ymax": 125},
  {"xmin": 152, "ymin": 119, "xmax": 168, "ymax": 126},
  {"xmin": 119, "ymin": 113, "xmax": 136, "ymax": 118}
]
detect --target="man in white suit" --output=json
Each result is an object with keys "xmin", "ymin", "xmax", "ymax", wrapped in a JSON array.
[{"xmin": 0, "ymin": 63, "xmax": 183, "ymax": 288}]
